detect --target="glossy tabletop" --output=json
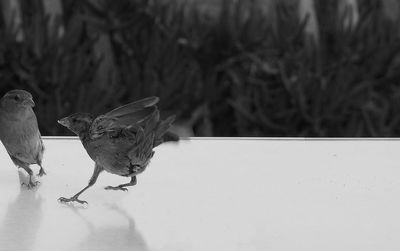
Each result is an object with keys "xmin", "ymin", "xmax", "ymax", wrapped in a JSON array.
[{"xmin": 0, "ymin": 138, "xmax": 400, "ymax": 251}]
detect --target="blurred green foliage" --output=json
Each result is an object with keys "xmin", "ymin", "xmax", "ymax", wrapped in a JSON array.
[{"xmin": 0, "ymin": 0, "xmax": 400, "ymax": 136}]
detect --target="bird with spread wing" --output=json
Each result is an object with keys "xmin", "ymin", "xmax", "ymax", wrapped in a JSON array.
[{"xmin": 57, "ymin": 96, "xmax": 178, "ymax": 204}]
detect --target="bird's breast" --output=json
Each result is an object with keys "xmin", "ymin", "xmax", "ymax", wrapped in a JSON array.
[{"xmin": 0, "ymin": 111, "xmax": 42, "ymax": 163}]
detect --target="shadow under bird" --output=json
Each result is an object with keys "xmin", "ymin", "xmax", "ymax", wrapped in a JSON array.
[
  {"xmin": 0, "ymin": 90, "xmax": 46, "ymax": 188},
  {"xmin": 58, "ymin": 96, "xmax": 179, "ymax": 204}
]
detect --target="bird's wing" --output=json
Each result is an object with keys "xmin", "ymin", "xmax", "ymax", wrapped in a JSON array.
[
  {"xmin": 110, "ymin": 106, "xmax": 158, "ymax": 126},
  {"xmin": 104, "ymin": 97, "xmax": 159, "ymax": 117},
  {"xmin": 89, "ymin": 106, "xmax": 157, "ymax": 140},
  {"xmin": 89, "ymin": 96, "xmax": 159, "ymax": 139}
]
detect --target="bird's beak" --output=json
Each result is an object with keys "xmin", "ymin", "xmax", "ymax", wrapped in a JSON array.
[
  {"xmin": 57, "ymin": 117, "xmax": 69, "ymax": 128},
  {"xmin": 24, "ymin": 98, "xmax": 35, "ymax": 107}
]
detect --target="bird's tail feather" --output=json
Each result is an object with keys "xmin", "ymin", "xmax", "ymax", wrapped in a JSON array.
[{"xmin": 162, "ymin": 131, "xmax": 179, "ymax": 142}]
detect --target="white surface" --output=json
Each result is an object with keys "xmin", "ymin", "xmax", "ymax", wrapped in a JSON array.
[{"xmin": 0, "ymin": 138, "xmax": 400, "ymax": 250}]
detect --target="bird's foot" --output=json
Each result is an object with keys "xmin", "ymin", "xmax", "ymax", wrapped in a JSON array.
[
  {"xmin": 58, "ymin": 196, "xmax": 88, "ymax": 205},
  {"xmin": 21, "ymin": 180, "xmax": 40, "ymax": 189},
  {"xmin": 37, "ymin": 168, "xmax": 46, "ymax": 177},
  {"xmin": 104, "ymin": 185, "xmax": 128, "ymax": 192}
]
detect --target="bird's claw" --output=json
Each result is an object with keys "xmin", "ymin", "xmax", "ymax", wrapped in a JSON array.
[
  {"xmin": 21, "ymin": 180, "xmax": 40, "ymax": 189},
  {"xmin": 58, "ymin": 196, "xmax": 88, "ymax": 205},
  {"xmin": 105, "ymin": 186, "xmax": 128, "ymax": 192}
]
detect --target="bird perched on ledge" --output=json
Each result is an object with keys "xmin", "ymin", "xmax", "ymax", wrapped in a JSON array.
[
  {"xmin": 0, "ymin": 89, "xmax": 46, "ymax": 189},
  {"xmin": 58, "ymin": 96, "xmax": 179, "ymax": 204}
]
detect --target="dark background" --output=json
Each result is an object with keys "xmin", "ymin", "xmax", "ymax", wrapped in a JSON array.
[{"xmin": 1, "ymin": 0, "xmax": 400, "ymax": 137}]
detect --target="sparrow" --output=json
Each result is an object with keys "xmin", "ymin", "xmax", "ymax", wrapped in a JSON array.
[
  {"xmin": 57, "ymin": 96, "xmax": 178, "ymax": 204},
  {"xmin": 0, "ymin": 89, "xmax": 46, "ymax": 189}
]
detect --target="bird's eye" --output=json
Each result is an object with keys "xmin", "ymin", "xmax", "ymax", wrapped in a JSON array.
[
  {"xmin": 72, "ymin": 118, "xmax": 77, "ymax": 123},
  {"xmin": 13, "ymin": 96, "xmax": 19, "ymax": 101}
]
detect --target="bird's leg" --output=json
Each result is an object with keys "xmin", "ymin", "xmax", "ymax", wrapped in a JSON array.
[
  {"xmin": 105, "ymin": 176, "xmax": 137, "ymax": 192},
  {"xmin": 59, "ymin": 185, "xmax": 91, "ymax": 205},
  {"xmin": 59, "ymin": 164, "xmax": 103, "ymax": 204},
  {"xmin": 38, "ymin": 164, "xmax": 46, "ymax": 177},
  {"xmin": 20, "ymin": 165, "xmax": 39, "ymax": 189}
]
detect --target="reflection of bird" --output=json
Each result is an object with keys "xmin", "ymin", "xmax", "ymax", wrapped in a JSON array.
[
  {"xmin": 69, "ymin": 204, "xmax": 149, "ymax": 251},
  {"xmin": 0, "ymin": 190, "xmax": 43, "ymax": 251},
  {"xmin": 0, "ymin": 90, "xmax": 45, "ymax": 189},
  {"xmin": 58, "ymin": 96, "xmax": 178, "ymax": 204}
]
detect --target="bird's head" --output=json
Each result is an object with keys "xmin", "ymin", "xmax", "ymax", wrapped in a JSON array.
[
  {"xmin": 1, "ymin": 89, "xmax": 35, "ymax": 111},
  {"xmin": 58, "ymin": 113, "xmax": 94, "ymax": 136}
]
